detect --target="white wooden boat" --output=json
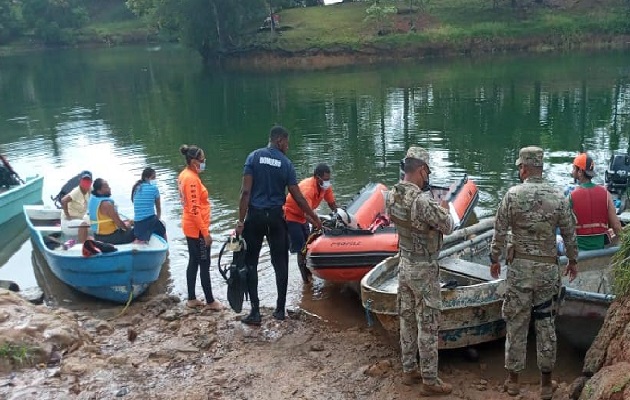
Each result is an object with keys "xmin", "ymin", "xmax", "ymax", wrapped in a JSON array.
[
  {"xmin": 362, "ymin": 234, "xmax": 618, "ymax": 350},
  {"xmin": 360, "ymin": 222, "xmax": 506, "ymax": 350}
]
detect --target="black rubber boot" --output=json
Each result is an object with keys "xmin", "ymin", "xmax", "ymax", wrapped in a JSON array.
[
  {"xmin": 241, "ymin": 308, "xmax": 261, "ymax": 326},
  {"xmin": 272, "ymin": 308, "xmax": 285, "ymax": 321}
]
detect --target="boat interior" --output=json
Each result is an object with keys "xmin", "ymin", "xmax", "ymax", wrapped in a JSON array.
[{"xmin": 24, "ymin": 206, "xmax": 167, "ymax": 254}]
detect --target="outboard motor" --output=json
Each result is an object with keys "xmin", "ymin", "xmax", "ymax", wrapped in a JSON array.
[
  {"xmin": 334, "ymin": 208, "xmax": 359, "ymax": 229},
  {"xmin": 605, "ymin": 154, "xmax": 630, "ymax": 195}
]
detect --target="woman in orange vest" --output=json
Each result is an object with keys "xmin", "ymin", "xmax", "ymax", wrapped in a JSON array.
[{"xmin": 178, "ymin": 144, "xmax": 223, "ymax": 310}]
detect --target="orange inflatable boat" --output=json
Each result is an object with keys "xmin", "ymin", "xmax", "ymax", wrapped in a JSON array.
[{"xmin": 305, "ymin": 176, "xmax": 479, "ymax": 282}]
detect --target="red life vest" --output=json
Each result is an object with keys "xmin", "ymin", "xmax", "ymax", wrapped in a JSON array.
[{"xmin": 571, "ymin": 185, "xmax": 609, "ymax": 236}]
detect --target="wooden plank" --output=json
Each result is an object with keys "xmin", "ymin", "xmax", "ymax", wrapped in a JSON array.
[
  {"xmin": 440, "ymin": 257, "xmax": 504, "ymax": 281},
  {"xmin": 33, "ymin": 226, "xmax": 62, "ymax": 233}
]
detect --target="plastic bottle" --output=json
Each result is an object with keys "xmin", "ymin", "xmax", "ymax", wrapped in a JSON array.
[{"xmin": 62, "ymin": 239, "xmax": 76, "ymax": 250}]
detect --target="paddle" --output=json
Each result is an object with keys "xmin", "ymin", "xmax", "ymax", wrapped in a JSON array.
[{"xmin": 0, "ymin": 154, "xmax": 25, "ymax": 184}]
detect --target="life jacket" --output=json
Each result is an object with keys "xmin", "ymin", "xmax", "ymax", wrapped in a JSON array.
[
  {"xmin": 571, "ymin": 184, "xmax": 609, "ymax": 236},
  {"xmin": 88, "ymin": 196, "xmax": 117, "ymax": 235},
  {"xmin": 386, "ymin": 182, "xmax": 442, "ymax": 256}
]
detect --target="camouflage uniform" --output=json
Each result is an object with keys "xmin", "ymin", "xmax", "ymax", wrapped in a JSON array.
[
  {"xmin": 387, "ymin": 147, "xmax": 454, "ymax": 384},
  {"xmin": 490, "ymin": 147, "xmax": 578, "ymax": 374}
]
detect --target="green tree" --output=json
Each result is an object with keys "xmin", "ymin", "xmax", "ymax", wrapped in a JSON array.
[
  {"xmin": 126, "ymin": 0, "xmax": 267, "ymax": 64},
  {"xmin": 0, "ymin": 1, "xmax": 24, "ymax": 44},
  {"xmin": 21, "ymin": 0, "xmax": 89, "ymax": 44},
  {"xmin": 365, "ymin": 1, "xmax": 397, "ymax": 35}
]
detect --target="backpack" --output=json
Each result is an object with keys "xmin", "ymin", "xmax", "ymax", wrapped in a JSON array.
[{"xmin": 51, "ymin": 174, "xmax": 82, "ymax": 209}]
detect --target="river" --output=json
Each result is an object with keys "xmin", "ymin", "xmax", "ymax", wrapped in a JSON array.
[{"xmin": 1, "ymin": 45, "xmax": 629, "ymax": 318}]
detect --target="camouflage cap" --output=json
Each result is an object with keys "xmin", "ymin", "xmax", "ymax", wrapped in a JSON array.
[
  {"xmin": 405, "ymin": 147, "xmax": 430, "ymax": 164},
  {"xmin": 515, "ymin": 146, "xmax": 544, "ymax": 167}
]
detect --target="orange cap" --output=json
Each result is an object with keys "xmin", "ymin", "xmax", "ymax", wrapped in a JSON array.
[{"xmin": 573, "ymin": 153, "xmax": 595, "ymax": 177}]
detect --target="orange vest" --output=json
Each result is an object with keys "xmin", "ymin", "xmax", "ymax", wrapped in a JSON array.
[{"xmin": 572, "ymin": 185, "xmax": 608, "ymax": 236}]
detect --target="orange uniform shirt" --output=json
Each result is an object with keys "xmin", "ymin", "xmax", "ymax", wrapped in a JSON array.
[
  {"xmin": 284, "ymin": 176, "xmax": 335, "ymax": 224},
  {"xmin": 178, "ymin": 167, "xmax": 210, "ymax": 238}
]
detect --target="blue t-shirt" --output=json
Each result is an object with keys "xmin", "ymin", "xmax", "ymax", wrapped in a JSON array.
[
  {"xmin": 133, "ymin": 182, "xmax": 160, "ymax": 221},
  {"xmin": 244, "ymin": 146, "xmax": 297, "ymax": 209}
]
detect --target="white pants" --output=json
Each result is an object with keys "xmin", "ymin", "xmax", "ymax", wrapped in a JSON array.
[{"xmin": 61, "ymin": 215, "xmax": 91, "ymax": 237}]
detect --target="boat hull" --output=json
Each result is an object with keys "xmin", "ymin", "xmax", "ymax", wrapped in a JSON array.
[
  {"xmin": 361, "ymin": 255, "xmax": 506, "ymax": 349},
  {"xmin": 307, "ymin": 178, "xmax": 479, "ymax": 283},
  {"xmin": 0, "ymin": 176, "xmax": 43, "ymax": 226},
  {"xmin": 24, "ymin": 205, "xmax": 168, "ymax": 303}
]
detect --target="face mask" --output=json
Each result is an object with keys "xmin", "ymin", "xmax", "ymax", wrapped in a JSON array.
[
  {"xmin": 320, "ymin": 180, "xmax": 331, "ymax": 190},
  {"xmin": 198, "ymin": 162, "xmax": 206, "ymax": 172},
  {"xmin": 149, "ymin": 179, "xmax": 157, "ymax": 186},
  {"xmin": 80, "ymin": 181, "xmax": 91, "ymax": 190}
]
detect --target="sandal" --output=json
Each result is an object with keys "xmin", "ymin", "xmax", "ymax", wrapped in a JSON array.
[{"xmin": 186, "ymin": 299, "xmax": 205, "ymax": 308}]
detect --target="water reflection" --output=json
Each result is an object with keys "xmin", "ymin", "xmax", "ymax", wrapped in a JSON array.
[{"xmin": 1, "ymin": 46, "xmax": 630, "ymax": 315}]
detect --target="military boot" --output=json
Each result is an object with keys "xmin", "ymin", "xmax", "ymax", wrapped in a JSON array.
[
  {"xmin": 241, "ymin": 308, "xmax": 261, "ymax": 326},
  {"xmin": 401, "ymin": 370, "xmax": 422, "ymax": 386},
  {"xmin": 504, "ymin": 371, "xmax": 520, "ymax": 396},
  {"xmin": 420, "ymin": 377, "xmax": 453, "ymax": 396},
  {"xmin": 540, "ymin": 372, "xmax": 554, "ymax": 400}
]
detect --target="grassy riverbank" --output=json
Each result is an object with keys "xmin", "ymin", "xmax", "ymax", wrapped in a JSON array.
[
  {"xmin": 1, "ymin": 0, "xmax": 629, "ymax": 66},
  {"xmin": 252, "ymin": 0, "xmax": 630, "ymax": 51}
]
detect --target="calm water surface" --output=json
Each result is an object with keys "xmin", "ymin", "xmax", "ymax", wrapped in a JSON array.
[{"xmin": 1, "ymin": 46, "xmax": 629, "ymax": 319}]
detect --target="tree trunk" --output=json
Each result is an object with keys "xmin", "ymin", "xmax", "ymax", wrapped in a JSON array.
[{"xmin": 210, "ymin": 0, "xmax": 223, "ymax": 50}]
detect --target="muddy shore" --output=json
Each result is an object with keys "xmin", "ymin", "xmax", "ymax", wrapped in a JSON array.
[{"xmin": 0, "ymin": 286, "xmax": 588, "ymax": 400}]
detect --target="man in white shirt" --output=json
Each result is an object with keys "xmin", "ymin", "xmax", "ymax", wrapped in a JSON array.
[{"xmin": 60, "ymin": 171, "xmax": 92, "ymax": 243}]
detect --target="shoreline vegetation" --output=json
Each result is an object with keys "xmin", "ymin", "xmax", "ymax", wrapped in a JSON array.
[{"xmin": 1, "ymin": 0, "xmax": 630, "ymax": 69}]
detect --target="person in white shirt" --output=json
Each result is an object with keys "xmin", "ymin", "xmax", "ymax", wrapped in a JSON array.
[{"xmin": 60, "ymin": 170, "xmax": 92, "ymax": 243}]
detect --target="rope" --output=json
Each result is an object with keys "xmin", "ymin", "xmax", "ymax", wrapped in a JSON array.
[{"xmin": 114, "ymin": 289, "xmax": 134, "ymax": 318}]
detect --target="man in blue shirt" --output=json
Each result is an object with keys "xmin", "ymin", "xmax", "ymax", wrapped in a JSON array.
[{"xmin": 235, "ymin": 125, "xmax": 322, "ymax": 325}]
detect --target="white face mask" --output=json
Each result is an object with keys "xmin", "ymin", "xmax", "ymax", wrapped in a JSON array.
[
  {"xmin": 149, "ymin": 179, "xmax": 157, "ymax": 186},
  {"xmin": 320, "ymin": 180, "xmax": 331, "ymax": 190}
]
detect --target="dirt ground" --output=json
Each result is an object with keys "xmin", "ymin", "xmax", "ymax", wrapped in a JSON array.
[{"xmin": 0, "ymin": 288, "xmax": 584, "ymax": 400}]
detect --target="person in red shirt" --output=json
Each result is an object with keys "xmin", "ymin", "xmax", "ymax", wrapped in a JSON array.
[
  {"xmin": 569, "ymin": 153, "xmax": 622, "ymax": 250},
  {"xmin": 178, "ymin": 144, "xmax": 223, "ymax": 311},
  {"xmin": 284, "ymin": 163, "xmax": 337, "ymax": 283}
]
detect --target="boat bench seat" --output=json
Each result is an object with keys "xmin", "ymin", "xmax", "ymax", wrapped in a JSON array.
[
  {"xmin": 33, "ymin": 226, "xmax": 62, "ymax": 233},
  {"xmin": 440, "ymin": 257, "xmax": 505, "ymax": 281}
]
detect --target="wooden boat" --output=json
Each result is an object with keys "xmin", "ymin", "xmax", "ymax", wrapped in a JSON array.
[
  {"xmin": 0, "ymin": 175, "xmax": 43, "ymax": 226},
  {"xmin": 24, "ymin": 205, "xmax": 168, "ymax": 303},
  {"xmin": 361, "ymin": 249, "xmax": 506, "ymax": 349},
  {"xmin": 306, "ymin": 176, "xmax": 479, "ymax": 282},
  {"xmin": 556, "ymin": 247, "xmax": 617, "ymax": 350},
  {"xmin": 361, "ymin": 230, "xmax": 619, "ymax": 351}
]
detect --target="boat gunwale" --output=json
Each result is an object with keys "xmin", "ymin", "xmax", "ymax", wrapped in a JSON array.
[{"xmin": 23, "ymin": 205, "xmax": 168, "ymax": 257}]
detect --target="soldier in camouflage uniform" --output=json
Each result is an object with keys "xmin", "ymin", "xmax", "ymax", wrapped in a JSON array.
[
  {"xmin": 489, "ymin": 146, "xmax": 578, "ymax": 400},
  {"xmin": 387, "ymin": 147, "xmax": 454, "ymax": 396}
]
